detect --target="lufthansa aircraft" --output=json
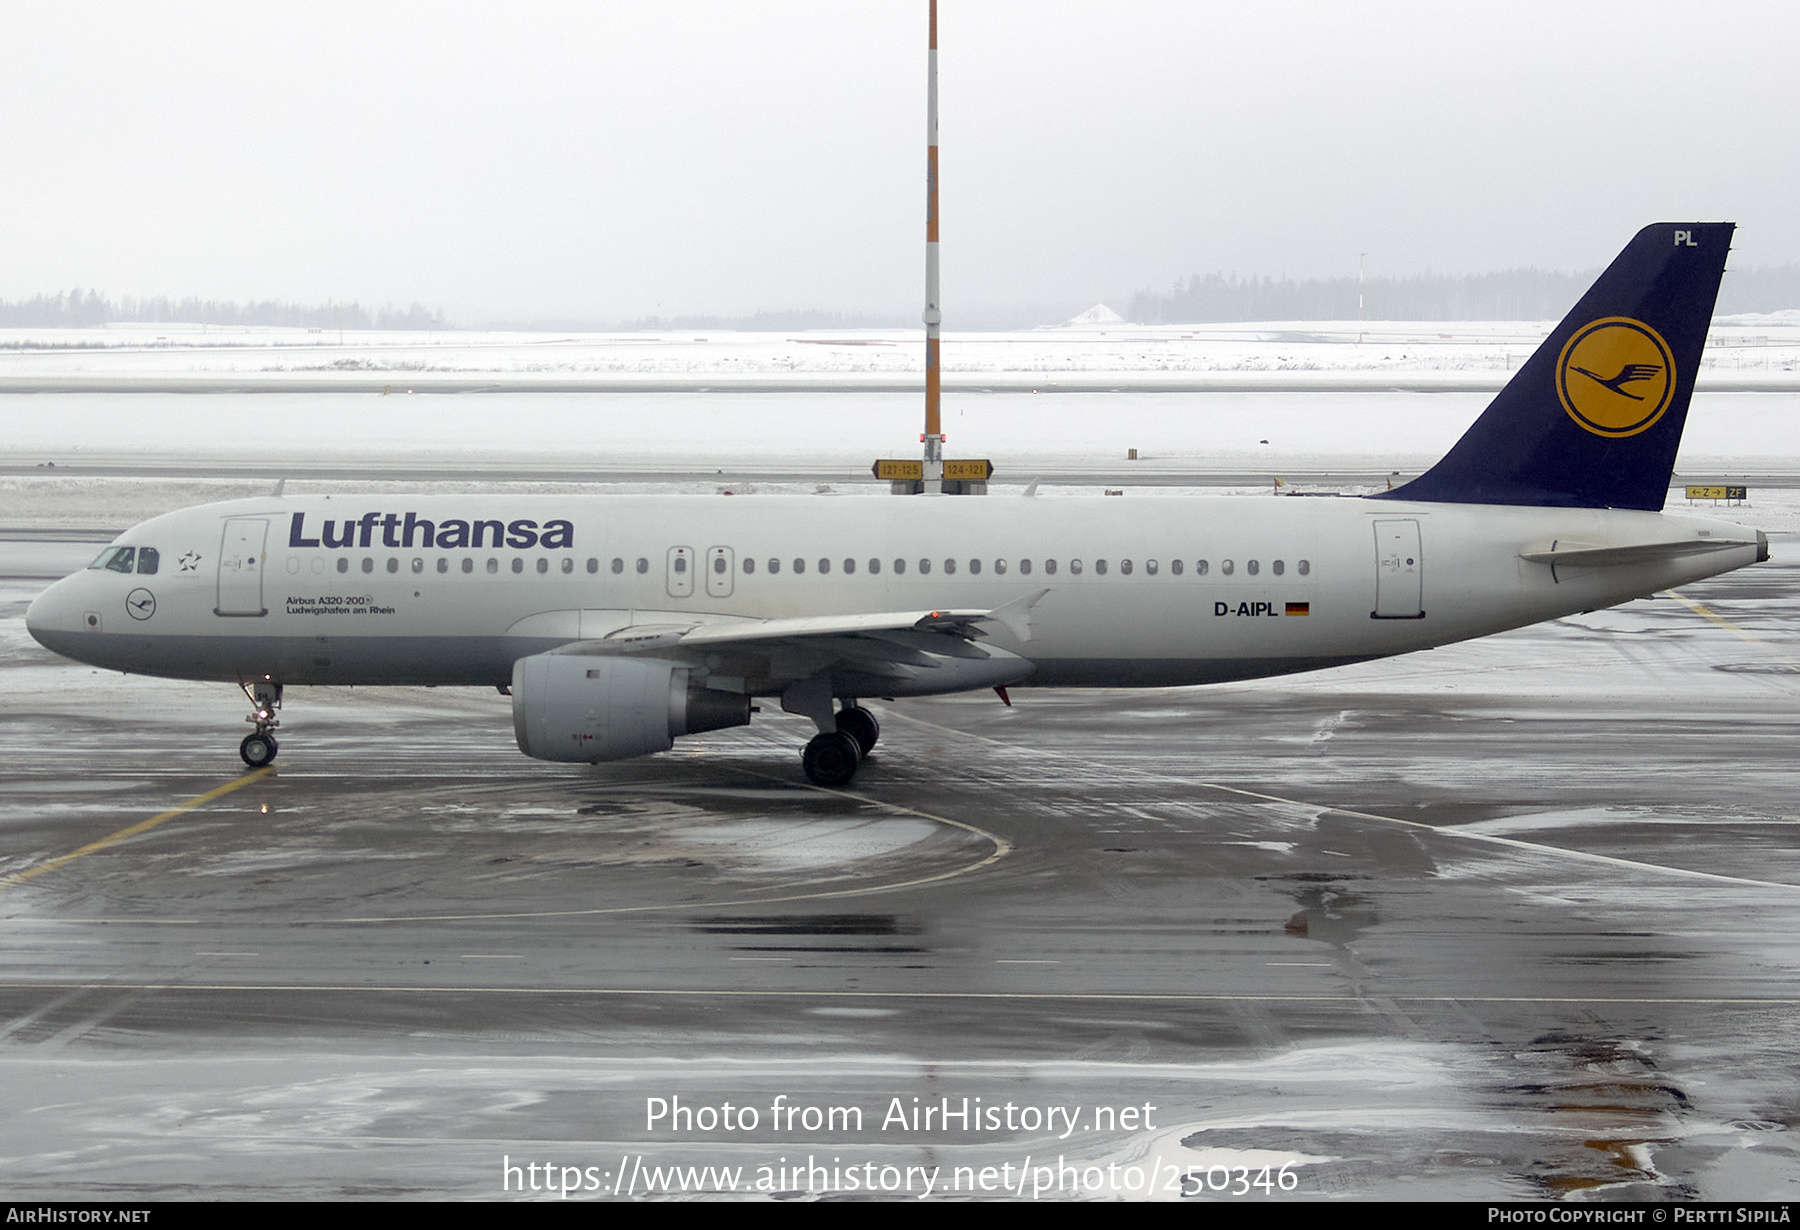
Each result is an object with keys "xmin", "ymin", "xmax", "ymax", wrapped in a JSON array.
[{"xmin": 26, "ymin": 223, "xmax": 1764, "ymax": 786}]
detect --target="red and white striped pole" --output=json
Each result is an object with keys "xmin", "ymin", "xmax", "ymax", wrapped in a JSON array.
[{"xmin": 921, "ymin": 0, "xmax": 944, "ymax": 494}]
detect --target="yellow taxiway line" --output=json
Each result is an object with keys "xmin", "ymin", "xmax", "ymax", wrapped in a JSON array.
[
  {"xmin": 2, "ymin": 768, "xmax": 275, "ymax": 888},
  {"xmin": 1663, "ymin": 588, "xmax": 1762, "ymax": 642}
]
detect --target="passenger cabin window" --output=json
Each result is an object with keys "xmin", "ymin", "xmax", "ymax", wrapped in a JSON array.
[
  {"xmin": 1045, "ymin": 560, "xmax": 1058, "ymax": 575},
  {"xmin": 893, "ymin": 559, "xmax": 905, "ymax": 574},
  {"xmin": 636, "ymin": 558, "xmax": 649, "ymax": 574},
  {"xmin": 1196, "ymin": 559, "xmax": 1209, "ymax": 575},
  {"xmin": 743, "ymin": 557, "xmax": 755, "ymax": 574},
  {"xmin": 338, "ymin": 558, "xmax": 350, "ymax": 573},
  {"xmin": 1247, "ymin": 560, "xmax": 1260, "ymax": 575},
  {"xmin": 1272, "ymin": 559, "xmax": 1284, "ymax": 576},
  {"xmin": 793, "ymin": 558, "xmax": 805, "ymax": 574},
  {"xmin": 462, "ymin": 558, "xmax": 474, "ymax": 573},
  {"xmin": 1120, "ymin": 559, "xmax": 1133, "ymax": 576},
  {"xmin": 1298, "ymin": 559, "xmax": 1311, "ymax": 576},
  {"xmin": 1095, "ymin": 559, "xmax": 1108, "ymax": 576},
  {"xmin": 768, "ymin": 558, "xmax": 780, "ymax": 574},
  {"xmin": 969, "ymin": 559, "xmax": 980, "ymax": 575},
  {"xmin": 1019, "ymin": 559, "xmax": 1032, "ymax": 575},
  {"xmin": 1171, "ymin": 559, "xmax": 1183, "ymax": 576}
]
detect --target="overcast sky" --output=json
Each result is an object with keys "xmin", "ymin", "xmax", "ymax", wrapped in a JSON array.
[{"xmin": 2, "ymin": 1, "xmax": 1796, "ymax": 322}]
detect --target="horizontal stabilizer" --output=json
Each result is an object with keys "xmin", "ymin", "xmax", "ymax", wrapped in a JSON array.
[{"xmin": 1519, "ymin": 538, "xmax": 1758, "ymax": 568}]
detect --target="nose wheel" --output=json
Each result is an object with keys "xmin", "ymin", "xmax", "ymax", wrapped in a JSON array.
[{"xmin": 238, "ymin": 677, "xmax": 283, "ymax": 767}]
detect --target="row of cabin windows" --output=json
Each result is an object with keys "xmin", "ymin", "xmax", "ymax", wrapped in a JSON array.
[
  {"xmin": 328, "ymin": 555, "xmax": 581, "ymax": 575},
  {"xmin": 722, "ymin": 557, "xmax": 1311, "ymax": 578},
  {"xmin": 318, "ymin": 554, "xmax": 1312, "ymax": 578}
]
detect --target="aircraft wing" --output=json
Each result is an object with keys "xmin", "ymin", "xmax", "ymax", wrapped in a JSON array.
[
  {"xmin": 539, "ymin": 588, "xmax": 1050, "ymax": 706},
  {"xmin": 551, "ymin": 587, "xmax": 1049, "ymax": 655}
]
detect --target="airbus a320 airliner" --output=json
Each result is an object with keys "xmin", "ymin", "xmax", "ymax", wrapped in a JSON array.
[{"xmin": 26, "ymin": 223, "xmax": 1763, "ymax": 786}]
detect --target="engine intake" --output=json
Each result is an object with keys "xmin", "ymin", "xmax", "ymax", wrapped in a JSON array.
[{"xmin": 512, "ymin": 654, "xmax": 750, "ymax": 763}]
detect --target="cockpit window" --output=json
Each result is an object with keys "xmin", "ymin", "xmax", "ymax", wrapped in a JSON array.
[
  {"xmin": 92, "ymin": 547, "xmax": 136, "ymax": 573},
  {"xmin": 136, "ymin": 547, "xmax": 159, "ymax": 575}
]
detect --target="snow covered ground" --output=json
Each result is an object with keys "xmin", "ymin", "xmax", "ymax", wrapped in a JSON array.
[
  {"xmin": 3, "ymin": 322, "xmax": 1795, "ymax": 533},
  {"xmin": 3, "ymin": 388, "xmax": 1796, "ymax": 482},
  {"xmin": 1, "ymin": 317, "xmax": 1797, "ymax": 390}
]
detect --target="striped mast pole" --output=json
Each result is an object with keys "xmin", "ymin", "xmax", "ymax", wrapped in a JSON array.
[{"xmin": 921, "ymin": 0, "xmax": 944, "ymax": 494}]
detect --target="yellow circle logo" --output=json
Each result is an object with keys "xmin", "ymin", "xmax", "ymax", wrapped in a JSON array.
[{"xmin": 1556, "ymin": 317, "xmax": 1675, "ymax": 438}]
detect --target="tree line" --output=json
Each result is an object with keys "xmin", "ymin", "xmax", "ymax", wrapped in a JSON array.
[
  {"xmin": 1128, "ymin": 265, "xmax": 1800, "ymax": 323},
  {"xmin": 0, "ymin": 291, "xmax": 446, "ymax": 330}
]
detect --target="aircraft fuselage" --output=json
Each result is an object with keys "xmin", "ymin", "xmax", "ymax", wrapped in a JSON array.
[{"xmin": 26, "ymin": 492, "xmax": 1765, "ymax": 692}]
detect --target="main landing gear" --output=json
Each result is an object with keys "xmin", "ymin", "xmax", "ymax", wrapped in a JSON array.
[
  {"xmin": 238, "ymin": 678, "xmax": 282, "ymax": 767},
  {"xmin": 800, "ymin": 704, "xmax": 881, "ymax": 788}
]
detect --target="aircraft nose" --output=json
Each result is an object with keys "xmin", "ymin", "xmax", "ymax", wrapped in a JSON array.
[{"xmin": 26, "ymin": 575, "xmax": 82, "ymax": 647}]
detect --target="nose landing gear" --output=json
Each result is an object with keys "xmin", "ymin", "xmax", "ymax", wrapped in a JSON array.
[{"xmin": 239, "ymin": 678, "xmax": 282, "ymax": 767}]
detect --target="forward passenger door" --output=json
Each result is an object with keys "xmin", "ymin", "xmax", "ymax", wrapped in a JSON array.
[{"xmin": 216, "ymin": 518, "xmax": 269, "ymax": 617}]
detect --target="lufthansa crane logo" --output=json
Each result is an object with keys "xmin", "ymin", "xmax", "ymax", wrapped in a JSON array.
[
  {"xmin": 1556, "ymin": 317, "xmax": 1676, "ymax": 438},
  {"xmin": 125, "ymin": 588, "xmax": 157, "ymax": 620}
]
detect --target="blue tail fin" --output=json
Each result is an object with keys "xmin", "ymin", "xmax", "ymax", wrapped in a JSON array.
[{"xmin": 1376, "ymin": 222, "xmax": 1733, "ymax": 511}]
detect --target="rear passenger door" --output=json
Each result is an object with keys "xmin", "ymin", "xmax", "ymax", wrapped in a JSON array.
[{"xmin": 1371, "ymin": 519, "xmax": 1424, "ymax": 619}]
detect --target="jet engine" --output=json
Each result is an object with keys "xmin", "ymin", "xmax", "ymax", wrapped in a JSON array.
[{"xmin": 511, "ymin": 654, "xmax": 750, "ymax": 763}]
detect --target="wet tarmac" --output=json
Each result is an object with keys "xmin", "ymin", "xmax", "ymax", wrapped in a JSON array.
[{"xmin": 3, "ymin": 530, "xmax": 1800, "ymax": 1200}]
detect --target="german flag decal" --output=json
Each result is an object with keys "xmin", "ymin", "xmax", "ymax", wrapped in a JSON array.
[{"xmin": 1285, "ymin": 602, "xmax": 1310, "ymax": 616}]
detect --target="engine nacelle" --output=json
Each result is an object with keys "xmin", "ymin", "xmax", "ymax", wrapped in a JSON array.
[{"xmin": 511, "ymin": 654, "xmax": 750, "ymax": 763}]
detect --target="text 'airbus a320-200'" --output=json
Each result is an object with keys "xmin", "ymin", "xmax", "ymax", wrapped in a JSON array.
[{"xmin": 27, "ymin": 223, "xmax": 1764, "ymax": 786}]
